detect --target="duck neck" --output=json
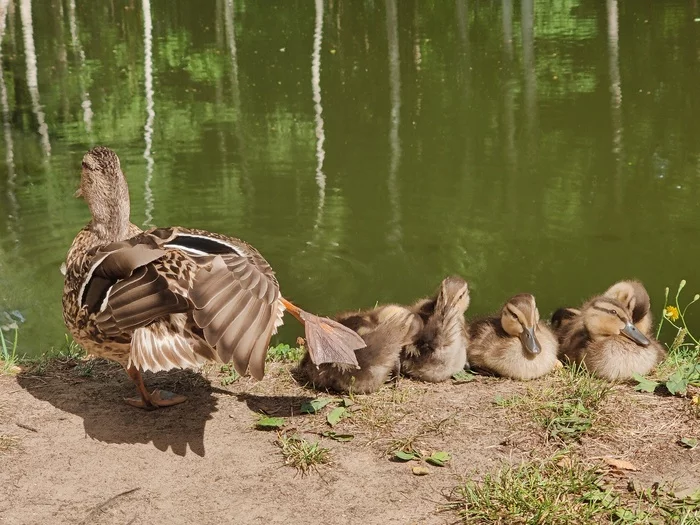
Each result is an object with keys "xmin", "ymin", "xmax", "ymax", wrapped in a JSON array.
[
  {"xmin": 436, "ymin": 299, "xmax": 463, "ymax": 335},
  {"xmin": 88, "ymin": 184, "xmax": 131, "ymax": 242}
]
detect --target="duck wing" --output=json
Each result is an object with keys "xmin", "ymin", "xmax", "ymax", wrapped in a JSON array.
[{"xmin": 155, "ymin": 228, "xmax": 283, "ymax": 380}]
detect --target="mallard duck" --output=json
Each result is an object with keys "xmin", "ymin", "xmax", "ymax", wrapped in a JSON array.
[
  {"xmin": 467, "ymin": 294, "xmax": 559, "ymax": 380},
  {"xmin": 62, "ymin": 146, "xmax": 365, "ymax": 408},
  {"xmin": 555, "ymin": 296, "xmax": 666, "ymax": 380},
  {"xmin": 401, "ymin": 276, "xmax": 469, "ymax": 382},
  {"xmin": 299, "ymin": 304, "xmax": 422, "ymax": 394},
  {"xmin": 604, "ymin": 280, "xmax": 653, "ymax": 335}
]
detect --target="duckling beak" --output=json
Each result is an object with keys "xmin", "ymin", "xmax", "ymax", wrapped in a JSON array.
[
  {"xmin": 621, "ymin": 321, "xmax": 650, "ymax": 347},
  {"xmin": 74, "ymin": 187, "xmax": 83, "ymax": 198},
  {"xmin": 519, "ymin": 327, "xmax": 541, "ymax": 354}
]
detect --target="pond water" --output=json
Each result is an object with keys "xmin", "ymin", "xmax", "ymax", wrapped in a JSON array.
[{"xmin": 0, "ymin": 0, "xmax": 698, "ymax": 357}]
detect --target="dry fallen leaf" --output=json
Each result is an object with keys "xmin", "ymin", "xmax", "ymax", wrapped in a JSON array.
[
  {"xmin": 556, "ymin": 456, "xmax": 573, "ymax": 468},
  {"xmin": 412, "ymin": 466, "xmax": 430, "ymax": 476},
  {"xmin": 603, "ymin": 457, "xmax": 639, "ymax": 471}
]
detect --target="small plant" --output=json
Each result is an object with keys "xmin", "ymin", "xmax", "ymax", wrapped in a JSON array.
[
  {"xmin": 276, "ymin": 433, "xmax": 331, "ymax": 474},
  {"xmin": 58, "ymin": 335, "xmax": 86, "ymax": 360},
  {"xmin": 635, "ymin": 280, "xmax": 700, "ymax": 396},
  {"xmin": 655, "ymin": 280, "xmax": 699, "ymax": 348},
  {"xmin": 218, "ymin": 364, "xmax": 239, "ymax": 386},
  {"xmin": 74, "ymin": 360, "xmax": 96, "ymax": 378},
  {"xmin": 0, "ymin": 325, "xmax": 19, "ymax": 373},
  {"xmin": 0, "ymin": 310, "xmax": 23, "ymax": 374},
  {"xmin": 266, "ymin": 342, "xmax": 304, "ymax": 363}
]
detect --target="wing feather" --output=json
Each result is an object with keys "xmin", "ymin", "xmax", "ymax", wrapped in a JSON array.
[{"xmin": 189, "ymin": 253, "xmax": 280, "ymax": 375}]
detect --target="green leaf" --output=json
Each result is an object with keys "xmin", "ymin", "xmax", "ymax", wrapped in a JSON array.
[
  {"xmin": 666, "ymin": 371, "xmax": 688, "ymax": 395},
  {"xmin": 613, "ymin": 508, "xmax": 637, "ymax": 521},
  {"xmin": 321, "ymin": 431, "xmax": 354, "ymax": 442},
  {"xmin": 326, "ymin": 407, "xmax": 347, "ymax": 427},
  {"xmin": 633, "ymin": 373, "xmax": 659, "ymax": 393},
  {"xmin": 393, "ymin": 450, "xmax": 419, "ymax": 461},
  {"xmin": 255, "ymin": 416, "xmax": 285, "ymax": 430},
  {"xmin": 452, "ymin": 370, "xmax": 476, "ymax": 382},
  {"xmin": 679, "ymin": 437, "xmax": 698, "ymax": 449},
  {"xmin": 300, "ymin": 397, "xmax": 333, "ymax": 414},
  {"xmin": 339, "ymin": 398, "xmax": 354, "ymax": 408},
  {"xmin": 426, "ymin": 451, "xmax": 451, "ymax": 467}
]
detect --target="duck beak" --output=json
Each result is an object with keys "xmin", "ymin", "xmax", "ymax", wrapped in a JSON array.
[
  {"xmin": 621, "ymin": 321, "xmax": 650, "ymax": 347},
  {"xmin": 74, "ymin": 187, "xmax": 83, "ymax": 198},
  {"xmin": 519, "ymin": 327, "xmax": 541, "ymax": 354}
]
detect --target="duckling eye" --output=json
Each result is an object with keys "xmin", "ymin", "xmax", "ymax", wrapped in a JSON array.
[{"xmin": 611, "ymin": 309, "xmax": 617, "ymax": 316}]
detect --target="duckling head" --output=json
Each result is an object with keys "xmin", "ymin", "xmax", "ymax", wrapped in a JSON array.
[
  {"xmin": 603, "ymin": 280, "xmax": 650, "ymax": 324},
  {"xmin": 77, "ymin": 147, "xmax": 131, "ymax": 240},
  {"xmin": 436, "ymin": 276, "xmax": 470, "ymax": 316},
  {"xmin": 500, "ymin": 294, "xmax": 541, "ymax": 354},
  {"xmin": 584, "ymin": 297, "xmax": 650, "ymax": 347}
]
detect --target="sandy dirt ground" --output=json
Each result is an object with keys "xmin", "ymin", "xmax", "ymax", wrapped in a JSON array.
[{"xmin": 0, "ymin": 359, "xmax": 698, "ymax": 525}]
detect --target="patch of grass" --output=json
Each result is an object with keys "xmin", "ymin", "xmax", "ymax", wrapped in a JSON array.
[
  {"xmin": 266, "ymin": 342, "xmax": 304, "ymax": 363},
  {"xmin": 16, "ymin": 336, "xmax": 89, "ymax": 376},
  {"xmin": 350, "ymin": 384, "xmax": 417, "ymax": 434},
  {"xmin": 74, "ymin": 360, "xmax": 96, "ymax": 378},
  {"xmin": 447, "ymin": 456, "xmax": 700, "ymax": 524},
  {"xmin": 276, "ymin": 433, "xmax": 331, "ymax": 474},
  {"xmin": 1, "ymin": 324, "xmax": 20, "ymax": 374},
  {"xmin": 497, "ymin": 365, "xmax": 611, "ymax": 442},
  {"xmin": 218, "ymin": 364, "xmax": 239, "ymax": 386},
  {"xmin": 0, "ymin": 434, "xmax": 19, "ymax": 454},
  {"xmin": 56, "ymin": 335, "xmax": 86, "ymax": 361}
]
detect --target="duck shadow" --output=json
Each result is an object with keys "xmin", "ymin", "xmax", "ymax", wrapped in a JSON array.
[
  {"xmin": 235, "ymin": 392, "xmax": 315, "ymax": 417},
  {"xmin": 16, "ymin": 359, "xmax": 218, "ymax": 457}
]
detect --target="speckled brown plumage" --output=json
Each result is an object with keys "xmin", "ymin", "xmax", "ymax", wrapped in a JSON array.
[{"xmin": 62, "ymin": 146, "xmax": 365, "ymax": 408}]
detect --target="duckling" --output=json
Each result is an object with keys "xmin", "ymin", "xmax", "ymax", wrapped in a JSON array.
[
  {"xmin": 556, "ymin": 296, "xmax": 666, "ymax": 380},
  {"xmin": 604, "ymin": 280, "xmax": 653, "ymax": 335},
  {"xmin": 467, "ymin": 294, "xmax": 559, "ymax": 380},
  {"xmin": 299, "ymin": 305, "xmax": 422, "ymax": 394},
  {"xmin": 551, "ymin": 307, "xmax": 581, "ymax": 344},
  {"xmin": 401, "ymin": 276, "xmax": 470, "ymax": 382}
]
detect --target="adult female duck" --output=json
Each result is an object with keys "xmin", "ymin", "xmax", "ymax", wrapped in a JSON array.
[{"xmin": 62, "ymin": 147, "xmax": 364, "ymax": 408}]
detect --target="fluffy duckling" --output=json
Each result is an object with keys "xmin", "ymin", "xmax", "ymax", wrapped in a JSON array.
[
  {"xmin": 467, "ymin": 294, "xmax": 559, "ymax": 380},
  {"xmin": 401, "ymin": 276, "xmax": 470, "ymax": 382},
  {"xmin": 604, "ymin": 280, "xmax": 653, "ymax": 335},
  {"xmin": 551, "ymin": 307, "xmax": 581, "ymax": 344},
  {"xmin": 299, "ymin": 305, "xmax": 422, "ymax": 394},
  {"xmin": 556, "ymin": 296, "xmax": 666, "ymax": 380}
]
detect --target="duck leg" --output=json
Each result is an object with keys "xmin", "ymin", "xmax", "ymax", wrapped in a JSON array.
[
  {"xmin": 124, "ymin": 364, "xmax": 187, "ymax": 409},
  {"xmin": 280, "ymin": 297, "xmax": 364, "ymax": 368}
]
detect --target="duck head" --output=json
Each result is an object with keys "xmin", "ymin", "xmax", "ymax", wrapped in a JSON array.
[
  {"xmin": 77, "ymin": 146, "xmax": 131, "ymax": 241},
  {"xmin": 501, "ymin": 293, "xmax": 541, "ymax": 354},
  {"xmin": 583, "ymin": 297, "xmax": 650, "ymax": 347},
  {"xmin": 603, "ymin": 280, "xmax": 650, "ymax": 325},
  {"xmin": 435, "ymin": 275, "xmax": 470, "ymax": 316}
]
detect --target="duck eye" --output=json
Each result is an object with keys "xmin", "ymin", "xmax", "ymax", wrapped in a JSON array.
[{"xmin": 611, "ymin": 310, "xmax": 617, "ymax": 315}]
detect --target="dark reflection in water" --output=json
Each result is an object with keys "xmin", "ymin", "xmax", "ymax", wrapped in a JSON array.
[{"xmin": 0, "ymin": 0, "xmax": 698, "ymax": 356}]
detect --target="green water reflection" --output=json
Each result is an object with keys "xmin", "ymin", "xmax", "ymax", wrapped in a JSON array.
[{"xmin": 0, "ymin": 0, "xmax": 698, "ymax": 356}]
